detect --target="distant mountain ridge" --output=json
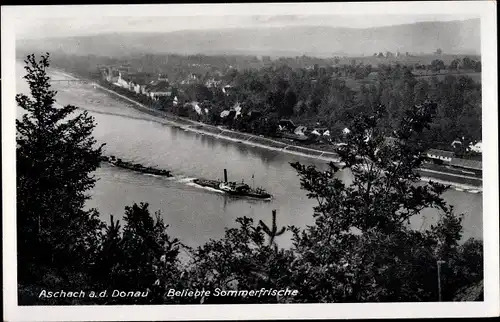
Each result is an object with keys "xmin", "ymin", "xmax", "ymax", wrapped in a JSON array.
[{"xmin": 17, "ymin": 19, "xmax": 480, "ymax": 58}]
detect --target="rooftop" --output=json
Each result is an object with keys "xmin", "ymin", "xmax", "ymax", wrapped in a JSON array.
[
  {"xmin": 145, "ymin": 80, "xmax": 171, "ymax": 92},
  {"xmin": 128, "ymin": 72, "xmax": 156, "ymax": 85}
]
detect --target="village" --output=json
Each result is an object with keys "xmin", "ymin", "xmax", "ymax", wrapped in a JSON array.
[
  {"xmin": 95, "ymin": 62, "xmax": 482, "ymax": 181},
  {"xmin": 97, "ymin": 63, "xmax": 336, "ymax": 140}
]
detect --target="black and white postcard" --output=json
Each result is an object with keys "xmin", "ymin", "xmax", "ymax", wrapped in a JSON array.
[{"xmin": 2, "ymin": 2, "xmax": 499, "ymax": 321}]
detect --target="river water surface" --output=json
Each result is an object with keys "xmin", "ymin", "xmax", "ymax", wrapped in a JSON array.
[{"xmin": 15, "ymin": 63, "xmax": 483, "ymax": 248}]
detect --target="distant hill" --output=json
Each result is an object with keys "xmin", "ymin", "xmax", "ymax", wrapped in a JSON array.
[{"xmin": 17, "ymin": 19, "xmax": 480, "ymax": 58}]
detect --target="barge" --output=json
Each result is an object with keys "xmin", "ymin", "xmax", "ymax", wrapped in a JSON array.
[
  {"xmin": 100, "ymin": 155, "xmax": 173, "ymax": 177},
  {"xmin": 192, "ymin": 169, "xmax": 272, "ymax": 200}
]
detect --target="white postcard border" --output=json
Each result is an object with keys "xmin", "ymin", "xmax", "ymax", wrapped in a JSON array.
[{"xmin": 2, "ymin": 2, "xmax": 498, "ymax": 321}]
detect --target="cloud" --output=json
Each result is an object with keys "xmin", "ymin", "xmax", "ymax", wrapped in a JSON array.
[{"xmin": 15, "ymin": 14, "xmax": 479, "ymax": 40}]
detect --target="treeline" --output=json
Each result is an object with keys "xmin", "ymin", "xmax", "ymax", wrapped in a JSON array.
[
  {"xmin": 16, "ymin": 54, "xmax": 484, "ymax": 305},
  {"xmin": 361, "ymin": 64, "xmax": 482, "ymax": 150},
  {"xmin": 23, "ymin": 49, "xmax": 481, "ymax": 82},
  {"xmin": 153, "ymin": 64, "xmax": 481, "ymax": 151}
]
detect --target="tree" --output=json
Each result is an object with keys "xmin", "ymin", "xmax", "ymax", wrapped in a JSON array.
[
  {"xmin": 92, "ymin": 203, "xmax": 183, "ymax": 304},
  {"xmin": 414, "ymin": 79, "xmax": 430, "ymax": 105},
  {"xmin": 258, "ymin": 210, "xmax": 286, "ymax": 250},
  {"xmin": 431, "ymin": 59, "xmax": 446, "ymax": 72},
  {"xmin": 451, "ymin": 238, "xmax": 483, "ymax": 288},
  {"xmin": 462, "ymin": 57, "xmax": 474, "ymax": 70},
  {"xmin": 287, "ymin": 102, "xmax": 467, "ymax": 302},
  {"xmin": 435, "ymin": 48, "xmax": 443, "ymax": 55},
  {"xmin": 185, "ymin": 83, "xmax": 213, "ymax": 102},
  {"xmin": 179, "ymin": 215, "xmax": 295, "ymax": 304},
  {"xmin": 449, "ymin": 59, "xmax": 461, "ymax": 71},
  {"xmin": 425, "ymin": 74, "xmax": 482, "ymax": 147},
  {"xmin": 281, "ymin": 87, "xmax": 297, "ymax": 117},
  {"xmin": 474, "ymin": 61, "xmax": 481, "ymax": 72},
  {"xmin": 16, "ymin": 54, "xmax": 105, "ymax": 299}
]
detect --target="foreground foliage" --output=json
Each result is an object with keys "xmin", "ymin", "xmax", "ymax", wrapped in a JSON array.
[{"xmin": 16, "ymin": 53, "xmax": 105, "ymax": 304}]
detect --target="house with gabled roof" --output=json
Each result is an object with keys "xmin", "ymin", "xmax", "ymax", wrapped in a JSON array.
[
  {"xmin": 278, "ymin": 119, "xmax": 296, "ymax": 132},
  {"xmin": 222, "ymin": 84, "xmax": 235, "ymax": 95},
  {"xmin": 107, "ymin": 70, "xmax": 120, "ymax": 83},
  {"xmin": 205, "ymin": 78, "xmax": 222, "ymax": 88},
  {"xmin": 144, "ymin": 80, "xmax": 172, "ymax": 100},
  {"xmin": 426, "ymin": 149, "xmax": 454, "ymax": 163},
  {"xmin": 125, "ymin": 72, "xmax": 156, "ymax": 94},
  {"xmin": 157, "ymin": 73, "xmax": 169, "ymax": 82},
  {"xmin": 116, "ymin": 71, "xmax": 130, "ymax": 88},
  {"xmin": 468, "ymin": 141, "xmax": 482, "ymax": 154},
  {"xmin": 117, "ymin": 67, "xmax": 129, "ymax": 74}
]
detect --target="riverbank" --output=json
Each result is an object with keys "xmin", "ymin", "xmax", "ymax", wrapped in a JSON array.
[
  {"xmin": 51, "ymin": 68, "xmax": 482, "ymax": 193},
  {"xmin": 50, "ymin": 69, "xmax": 341, "ymax": 161}
]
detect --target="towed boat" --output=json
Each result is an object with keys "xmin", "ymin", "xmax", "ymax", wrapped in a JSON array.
[
  {"xmin": 192, "ymin": 169, "xmax": 272, "ymax": 200},
  {"xmin": 100, "ymin": 155, "xmax": 172, "ymax": 177}
]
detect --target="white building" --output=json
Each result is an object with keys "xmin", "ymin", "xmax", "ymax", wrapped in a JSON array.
[
  {"xmin": 468, "ymin": 141, "xmax": 482, "ymax": 153},
  {"xmin": 426, "ymin": 149, "xmax": 454, "ymax": 163},
  {"xmin": 116, "ymin": 72, "xmax": 130, "ymax": 88},
  {"xmin": 294, "ymin": 126, "xmax": 308, "ymax": 136},
  {"xmin": 144, "ymin": 81, "xmax": 172, "ymax": 100}
]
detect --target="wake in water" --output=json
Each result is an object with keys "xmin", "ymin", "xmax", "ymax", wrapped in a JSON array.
[
  {"xmin": 185, "ymin": 181, "xmax": 226, "ymax": 194},
  {"xmin": 177, "ymin": 177, "xmax": 198, "ymax": 183}
]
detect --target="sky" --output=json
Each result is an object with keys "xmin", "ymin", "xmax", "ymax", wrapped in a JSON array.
[{"xmin": 15, "ymin": 13, "xmax": 479, "ymax": 40}]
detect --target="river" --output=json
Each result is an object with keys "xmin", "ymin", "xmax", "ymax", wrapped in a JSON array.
[{"xmin": 15, "ymin": 62, "xmax": 483, "ymax": 247}]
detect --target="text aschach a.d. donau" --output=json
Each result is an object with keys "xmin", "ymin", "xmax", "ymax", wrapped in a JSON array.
[{"xmin": 38, "ymin": 289, "xmax": 148, "ymax": 298}]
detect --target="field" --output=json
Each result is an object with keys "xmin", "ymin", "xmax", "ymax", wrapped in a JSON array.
[
  {"xmin": 339, "ymin": 71, "xmax": 481, "ymax": 92},
  {"xmin": 413, "ymin": 72, "xmax": 482, "ymax": 83},
  {"xmin": 335, "ymin": 54, "xmax": 481, "ymax": 66}
]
